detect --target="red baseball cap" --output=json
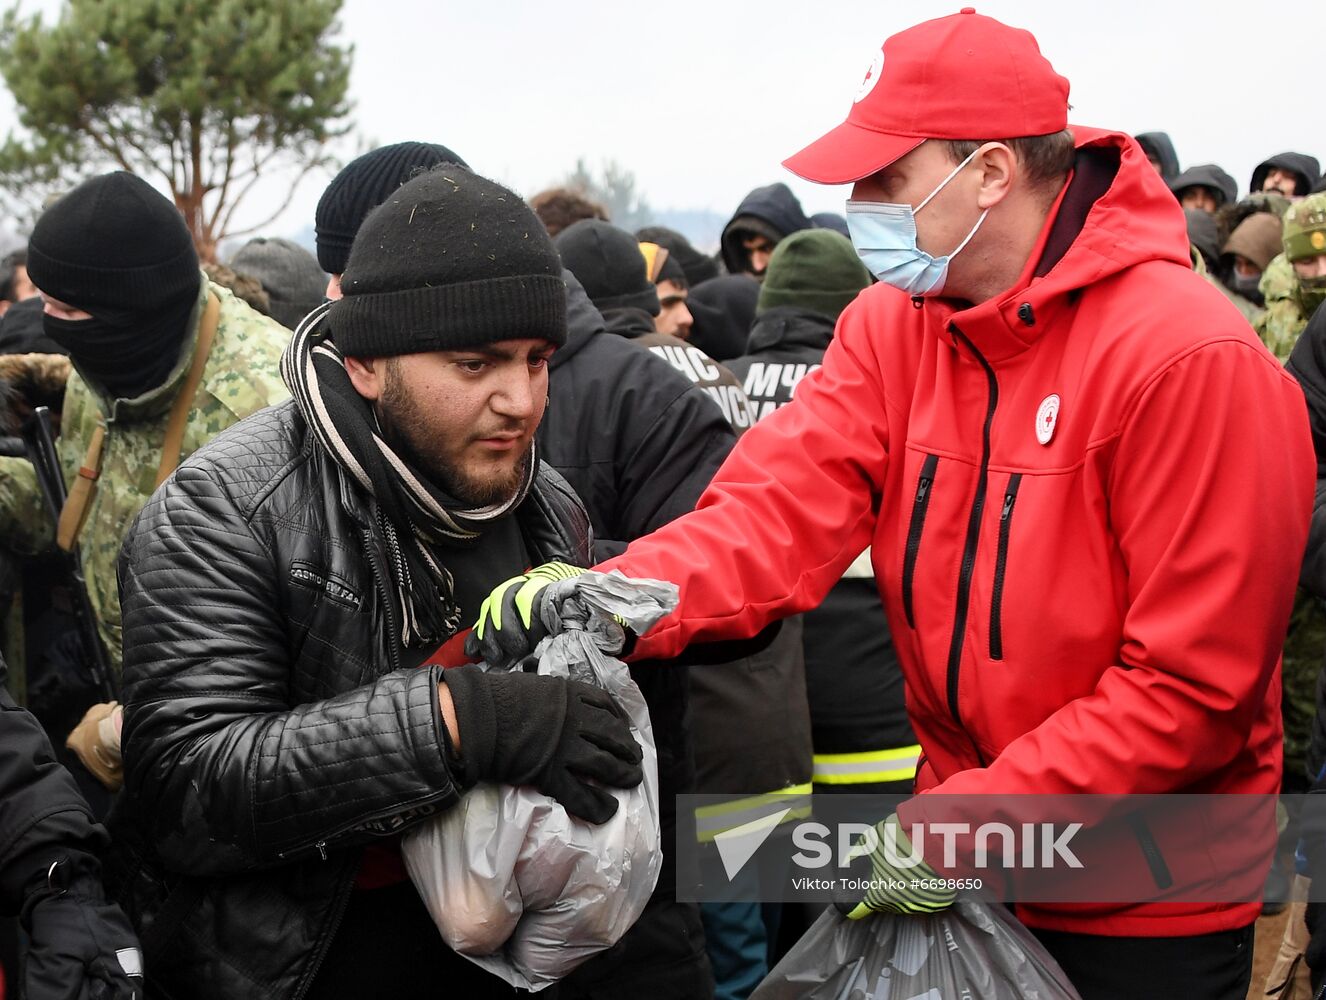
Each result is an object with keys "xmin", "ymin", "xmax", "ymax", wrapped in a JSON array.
[{"xmin": 783, "ymin": 8, "xmax": 1071, "ymax": 185}]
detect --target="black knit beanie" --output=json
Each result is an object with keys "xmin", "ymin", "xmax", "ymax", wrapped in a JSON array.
[
  {"xmin": 27, "ymin": 171, "xmax": 199, "ymax": 320},
  {"xmin": 757, "ymin": 229, "xmax": 871, "ymax": 321},
  {"xmin": 328, "ymin": 166, "xmax": 566, "ymax": 355},
  {"xmin": 554, "ymin": 219, "xmax": 660, "ymax": 316},
  {"xmin": 316, "ymin": 141, "xmax": 470, "ymax": 274}
]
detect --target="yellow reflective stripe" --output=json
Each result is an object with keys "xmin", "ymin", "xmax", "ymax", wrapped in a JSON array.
[
  {"xmin": 812, "ymin": 745, "xmax": 920, "ymax": 785},
  {"xmin": 694, "ymin": 784, "xmax": 813, "ymax": 843}
]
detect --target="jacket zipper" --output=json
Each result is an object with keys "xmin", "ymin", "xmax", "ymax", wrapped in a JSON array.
[
  {"xmin": 292, "ymin": 854, "xmax": 361, "ymax": 1000},
  {"xmin": 902, "ymin": 454, "xmax": 939, "ymax": 629},
  {"xmin": 362, "ymin": 525, "xmax": 403, "ymax": 673},
  {"xmin": 945, "ymin": 326, "xmax": 998, "ymax": 749},
  {"xmin": 1127, "ymin": 814, "xmax": 1174, "ymax": 890},
  {"xmin": 988, "ymin": 474, "xmax": 1023, "ymax": 661}
]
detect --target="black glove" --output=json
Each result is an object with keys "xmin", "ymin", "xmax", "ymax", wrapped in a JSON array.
[
  {"xmin": 442, "ymin": 664, "xmax": 644, "ymax": 824},
  {"xmin": 21, "ymin": 857, "xmax": 143, "ymax": 1000}
]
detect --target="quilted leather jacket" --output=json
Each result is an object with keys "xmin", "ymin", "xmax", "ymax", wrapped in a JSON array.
[{"xmin": 108, "ymin": 399, "xmax": 590, "ymax": 1000}]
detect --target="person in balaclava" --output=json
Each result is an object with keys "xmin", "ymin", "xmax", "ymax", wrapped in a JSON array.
[
  {"xmin": 1170, "ymin": 163, "xmax": 1239, "ymax": 214},
  {"xmin": 1136, "ymin": 131, "xmax": 1180, "ymax": 182},
  {"xmin": 1257, "ymin": 192, "xmax": 1326, "ymax": 361},
  {"xmin": 719, "ymin": 182, "xmax": 813, "ymax": 279},
  {"xmin": 1219, "ymin": 211, "xmax": 1283, "ymax": 319},
  {"xmin": 1252, "ymin": 153, "xmax": 1321, "ymax": 200},
  {"xmin": 0, "ymin": 170, "xmax": 291, "ymax": 795}
]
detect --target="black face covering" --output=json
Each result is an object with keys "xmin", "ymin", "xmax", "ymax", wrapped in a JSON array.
[{"xmin": 43, "ymin": 293, "xmax": 197, "ymax": 400}]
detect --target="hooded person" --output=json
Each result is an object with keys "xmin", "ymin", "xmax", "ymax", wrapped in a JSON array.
[
  {"xmin": 228, "ymin": 236, "xmax": 327, "ymax": 331},
  {"xmin": 1170, "ymin": 163, "xmax": 1239, "ymax": 214},
  {"xmin": 1252, "ymin": 153, "xmax": 1322, "ymax": 200},
  {"xmin": 635, "ymin": 224, "xmax": 720, "ymax": 287},
  {"xmin": 1257, "ymin": 192, "xmax": 1326, "ymax": 360},
  {"xmin": 473, "ymin": 10, "xmax": 1313, "ymax": 998},
  {"xmin": 1220, "ymin": 211, "xmax": 1283, "ymax": 311},
  {"xmin": 0, "ymin": 171, "xmax": 291, "ymax": 793},
  {"xmin": 1184, "ymin": 207, "xmax": 1221, "ymax": 273},
  {"xmin": 719, "ymin": 182, "xmax": 812, "ymax": 279},
  {"xmin": 686, "ymin": 274, "xmax": 761, "ymax": 362},
  {"xmin": 1136, "ymin": 131, "xmax": 1180, "ymax": 182}
]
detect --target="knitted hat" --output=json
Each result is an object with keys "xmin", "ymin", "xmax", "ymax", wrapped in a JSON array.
[
  {"xmin": 328, "ymin": 166, "xmax": 566, "ymax": 355},
  {"xmin": 757, "ymin": 229, "xmax": 871, "ymax": 321},
  {"xmin": 316, "ymin": 141, "xmax": 470, "ymax": 274},
  {"xmin": 230, "ymin": 236, "xmax": 327, "ymax": 330},
  {"xmin": 27, "ymin": 171, "xmax": 199, "ymax": 320},
  {"xmin": 554, "ymin": 220, "xmax": 660, "ymax": 316},
  {"xmin": 1222, "ymin": 212, "xmax": 1283, "ymax": 272}
]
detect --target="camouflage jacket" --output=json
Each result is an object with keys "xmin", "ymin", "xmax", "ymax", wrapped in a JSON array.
[
  {"xmin": 0, "ymin": 276, "xmax": 291, "ymax": 676},
  {"xmin": 1255, "ymin": 253, "xmax": 1307, "ymax": 362}
]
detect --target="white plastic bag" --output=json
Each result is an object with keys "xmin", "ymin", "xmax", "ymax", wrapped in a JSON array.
[{"xmin": 402, "ymin": 570, "xmax": 674, "ymax": 992}]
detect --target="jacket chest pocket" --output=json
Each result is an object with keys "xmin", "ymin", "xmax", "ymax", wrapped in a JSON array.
[
  {"xmin": 988, "ymin": 473, "xmax": 1023, "ymax": 661},
  {"xmin": 901, "ymin": 453, "xmax": 939, "ymax": 629}
]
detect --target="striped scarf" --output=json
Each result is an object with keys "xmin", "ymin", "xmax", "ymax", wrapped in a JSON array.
[{"xmin": 281, "ymin": 303, "xmax": 537, "ymax": 646}]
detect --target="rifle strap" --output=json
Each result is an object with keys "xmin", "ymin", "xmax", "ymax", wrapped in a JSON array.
[
  {"xmin": 55, "ymin": 291, "xmax": 221, "ymax": 552},
  {"xmin": 56, "ymin": 424, "xmax": 104, "ymax": 552},
  {"xmin": 155, "ymin": 291, "xmax": 220, "ymax": 489}
]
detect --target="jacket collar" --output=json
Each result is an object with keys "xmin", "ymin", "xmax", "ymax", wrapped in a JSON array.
[
  {"xmin": 745, "ymin": 306, "xmax": 835, "ymax": 355},
  {"xmin": 923, "ymin": 128, "xmax": 1192, "ymax": 366}
]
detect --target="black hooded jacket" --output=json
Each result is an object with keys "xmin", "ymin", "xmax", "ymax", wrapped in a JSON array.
[
  {"xmin": 1252, "ymin": 152, "xmax": 1322, "ymax": 198},
  {"xmin": 1170, "ymin": 163, "xmax": 1238, "ymax": 207},
  {"xmin": 687, "ymin": 275, "xmax": 760, "ymax": 362},
  {"xmin": 720, "ymin": 183, "xmax": 812, "ymax": 275},
  {"xmin": 1135, "ymin": 131, "xmax": 1180, "ymax": 182}
]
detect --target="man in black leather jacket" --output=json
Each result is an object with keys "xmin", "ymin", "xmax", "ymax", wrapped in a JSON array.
[{"xmin": 109, "ymin": 167, "xmax": 644, "ymax": 1000}]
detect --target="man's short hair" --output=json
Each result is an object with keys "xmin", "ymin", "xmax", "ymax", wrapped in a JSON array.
[
  {"xmin": 945, "ymin": 129, "xmax": 1076, "ymax": 191},
  {"xmin": 529, "ymin": 187, "xmax": 609, "ymax": 238}
]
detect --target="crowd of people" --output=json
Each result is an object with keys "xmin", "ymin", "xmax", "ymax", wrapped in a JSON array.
[{"xmin": 0, "ymin": 8, "xmax": 1323, "ymax": 1000}]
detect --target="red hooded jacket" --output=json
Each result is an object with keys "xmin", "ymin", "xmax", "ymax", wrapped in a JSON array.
[{"xmin": 601, "ymin": 128, "xmax": 1315, "ymax": 936}]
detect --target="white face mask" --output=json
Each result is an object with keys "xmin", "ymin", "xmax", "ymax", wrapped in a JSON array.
[{"xmin": 845, "ymin": 148, "xmax": 989, "ymax": 297}]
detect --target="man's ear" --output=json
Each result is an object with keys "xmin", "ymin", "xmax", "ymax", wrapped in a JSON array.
[
  {"xmin": 975, "ymin": 142, "xmax": 1017, "ymax": 211},
  {"xmin": 344, "ymin": 355, "xmax": 385, "ymax": 401}
]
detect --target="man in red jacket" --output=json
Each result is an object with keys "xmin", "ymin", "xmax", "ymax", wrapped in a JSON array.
[{"xmin": 473, "ymin": 11, "xmax": 1314, "ymax": 998}]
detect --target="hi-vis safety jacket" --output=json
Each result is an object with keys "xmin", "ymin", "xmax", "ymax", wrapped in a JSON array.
[{"xmin": 602, "ymin": 127, "xmax": 1315, "ymax": 938}]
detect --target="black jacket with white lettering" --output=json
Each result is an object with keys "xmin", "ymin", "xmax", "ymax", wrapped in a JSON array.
[{"xmin": 728, "ymin": 305, "xmax": 917, "ymax": 764}]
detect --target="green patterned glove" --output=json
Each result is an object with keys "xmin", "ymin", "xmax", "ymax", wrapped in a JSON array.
[
  {"xmin": 466, "ymin": 562, "xmax": 586, "ymax": 667},
  {"xmin": 833, "ymin": 813, "xmax": 956, "ymax": 919}
]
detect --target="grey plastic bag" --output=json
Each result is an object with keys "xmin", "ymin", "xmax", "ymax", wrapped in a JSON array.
[
  {"xmin": 402, "ymin": 570, "xmax": 675, "ymax": 992},
  {"xmin": 752, "ymin": 899, "xmax": 1082, "ymax": 999}
]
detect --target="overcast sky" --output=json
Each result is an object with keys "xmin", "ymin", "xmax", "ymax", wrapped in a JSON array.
[{"xmin": 1, "ymin": 0, "xmax": 1322, "ymax": 249}]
